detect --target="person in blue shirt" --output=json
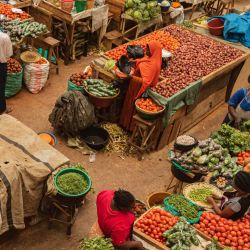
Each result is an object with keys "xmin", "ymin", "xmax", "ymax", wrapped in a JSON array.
[{"xmin": 224, "ymin": 75, "xmax": 250, "ymax": 128}]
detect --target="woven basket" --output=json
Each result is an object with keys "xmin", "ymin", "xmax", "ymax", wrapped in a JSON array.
[
  {"xmin": 163, "ymin": 194, "xmax": 202, "ymax": 224},
  {"xmin": 146, "ymin": 192, "xmax": 170, "ymax": 208}
]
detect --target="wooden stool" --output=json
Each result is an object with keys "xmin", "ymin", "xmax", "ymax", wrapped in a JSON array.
[
  {"xmin": 48, "ymin": 196, "xmax": 78, "ymax": 236},
  {"xmin": 129, "ymin": 114, "xmax": 161, "ymax": 160},
  {"xmin": 39, "ymin": 36, "xmax": 60, "ymax": 74},
  {"xmin": 103, "ymin": 30, "xmax": 123, "ymax": 50}
]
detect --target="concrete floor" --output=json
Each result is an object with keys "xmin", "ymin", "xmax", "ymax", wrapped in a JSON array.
[{"xmin": 0, "ymin": 55, "xmax": 229, "ymax": 250}]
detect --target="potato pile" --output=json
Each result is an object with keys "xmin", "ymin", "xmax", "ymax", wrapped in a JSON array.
[
  {"xmin": 7, "ymin": 58, "xmax": 22, "ymax": 73},
  {"xmin": 69, "ymin": 72, "xmax": 89, "ymax": 86},
  {"xmin": 153, "ymin": 25, "xmax": 243, "ymax": 98}
]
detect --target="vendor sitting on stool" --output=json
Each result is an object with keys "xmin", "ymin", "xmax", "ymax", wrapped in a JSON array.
[
  {"xmin": 120, "ymin": 41, "xmax": 162, "ymax": 131},
  {"xmin": 96, "ymin": 189, "xmax": 143, "ymax": 249},
  {"xmin": 224, "ymin": 74, "xmax": 250, "ymax": 128},
  {"xmin": 206, "ymin": 171, "xmax": 250, "ymax": 220}
]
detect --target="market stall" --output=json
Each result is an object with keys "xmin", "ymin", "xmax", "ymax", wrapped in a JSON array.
[{"xmin": 90, "ymin": 24, "xmax": 249, "ymax": 151}]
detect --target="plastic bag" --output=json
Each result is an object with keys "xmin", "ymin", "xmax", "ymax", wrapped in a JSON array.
[
  {"xmin": 5, "ymin": 69, "xmax": 23, "ymax": 98},
  {"xmin": 24, "ymin": 58, "xmax": 49, "ymax": 94},
  {"xmin": 127, "ymin": 45, "xmax": 144, "ymax": 59},
  {"xmin": 116, "ymin": 55, "xmax": 131, "ymax": 74},
  {"xmin": 67, "ymin": 80, "xmax": 85, "ymax": 93}
]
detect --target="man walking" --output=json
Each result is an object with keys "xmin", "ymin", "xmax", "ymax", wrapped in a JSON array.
[{"xmin": 0, "ymin": 32, "xmax": 13, "ymax": 114}]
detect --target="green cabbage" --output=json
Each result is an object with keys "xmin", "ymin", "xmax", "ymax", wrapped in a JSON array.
[
  {"xmin": 126, "ymin": 8, "xmax": 134, "ymax": 16},
  {"xmin": 126, "ymin": 0, "xmax": 134, "ymax": 8},
  {"xmin": 133, "ymin": 10, "xmax": 143, "ymax": 20},
  {"xmin": 161, "ymin": 0, "xmax": 170, "ymax": 6}
]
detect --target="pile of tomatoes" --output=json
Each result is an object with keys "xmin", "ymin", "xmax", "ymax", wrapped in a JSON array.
[
  {"xmin": 237, "ymin": 151, "xmax": 250, "ymax": 165},
  {"xmin": 134, "ymin": 208, "xmax": 178, "ymax": 245},
  {"xmin": 136, "ymin": 98, "xmax": 163, "ymax": 113},
  {"xmin": 0, "ymin": 3, "xmax": 30, "ymax": 20},
  {"xmin": 105, "ymin": 31, "xmax": 180, "ymax": 61},
  {"xmin": 194, "ymin": 212, "xmax": 250, "ymax": 250}
]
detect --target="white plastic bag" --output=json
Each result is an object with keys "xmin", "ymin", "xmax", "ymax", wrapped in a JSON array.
[{"xmin": 24, "ymin": 58, "xmax": 49, "ymax": 94}]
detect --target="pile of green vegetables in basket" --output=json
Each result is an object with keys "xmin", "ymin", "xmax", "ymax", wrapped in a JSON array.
[
  {"xmin": 212, "ymin": 124, "xmax": 250, "ymax": 155},
  {"xmin": 84, "ymin": 79, "xmax": 118, "ymax": 97},
  {"xmin": 57, "ymin": 172, "xmax": 88, "ymax": 195},
  {"xmin": 163, "ymin": 217, "xmax": 200, "ymax": 249},
  {"xmin": 79, "ymin": 237, "xmax": 114, "ymax": 250},
  {"xmin": 170, "ymin": 138, "xmax": 241, "ymax": 177},
  {"xmin": 164, "ymin": 195, "xmax": 201, "ymax": 222}
]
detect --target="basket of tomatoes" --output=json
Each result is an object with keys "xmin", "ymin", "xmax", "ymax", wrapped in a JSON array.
[
  {"xmin": 133, "ymin": 207, "xmax": 178, "ymax": 247},
  {"xmin": 135, "ymin": 98, "xmax": 165, "ymax": 120},
  {"xmin": 194, "ymin": 212, "xmax": 250, "ymax": 249}
]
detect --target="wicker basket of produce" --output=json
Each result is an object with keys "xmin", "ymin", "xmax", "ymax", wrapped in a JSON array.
[
  {"xmin": 135, "ymin": 98, "xmax": 165, "ymax": 120},
  {"xmin": 147, "ymin": 192, "xmax": 170, "ymax": 208},
  {"xmin": 84, "ymin": 79, "xmax": 120, "ymax": 108}
]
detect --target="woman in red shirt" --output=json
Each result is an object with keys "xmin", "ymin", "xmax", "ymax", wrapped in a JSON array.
[{"xmin": 96, "ymin": 189, "xmax": 143, "ymax": 249}]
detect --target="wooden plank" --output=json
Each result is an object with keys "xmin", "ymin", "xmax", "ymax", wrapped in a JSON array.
[
  {"xmin": 13, "ymin": 0, "xmax": 32, "ymax": 8},
  {"xmin": 180, "ymin": 86, "xmax": 227, "ymax": 133}
]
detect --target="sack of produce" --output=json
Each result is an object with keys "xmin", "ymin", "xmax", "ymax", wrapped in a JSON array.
[
  {"xmin": 5, "ymin": 58, "xmax": 23, "ymax": 98},
  {"xmin": 24, "ymin": 57, "xmax": 49, "ymax": 94}
]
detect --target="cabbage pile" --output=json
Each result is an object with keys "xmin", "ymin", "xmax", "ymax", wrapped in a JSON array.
[{"xmin": 125, "ymin": 0, "xmax": 161, "ymax": 21}]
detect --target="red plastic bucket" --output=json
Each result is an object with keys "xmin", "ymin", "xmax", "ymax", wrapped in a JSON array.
[{"xmin": 208, "ymin": 18, "xmax": 224, "ymax": 36}]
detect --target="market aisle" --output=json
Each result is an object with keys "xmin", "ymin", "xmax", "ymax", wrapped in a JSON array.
[{"xmin": 1, "ymin": 58, "xmax": 227, "ymax": 250}]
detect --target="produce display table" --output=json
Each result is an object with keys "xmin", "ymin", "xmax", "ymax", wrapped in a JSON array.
[{"xmin": 98, "ymin": 25, "xmax": 249, "ymax": 150}]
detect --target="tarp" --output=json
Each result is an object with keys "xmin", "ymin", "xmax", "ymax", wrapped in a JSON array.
[
  {"xmin": 0, "ymin": 115, "xmax": 69, "ymax": 235},
  {"xmin": 148, "ymin": 79, "xmax": 202, "ymax": 126}
]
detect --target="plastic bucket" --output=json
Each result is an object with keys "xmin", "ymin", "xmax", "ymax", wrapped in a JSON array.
[
  {"xmin": 208, "ymin": 18, "xmax": 224, "ymax": 36},
  {"xmin": 75, "ymin": 0, "xmax": 87, "ymax": 13}
]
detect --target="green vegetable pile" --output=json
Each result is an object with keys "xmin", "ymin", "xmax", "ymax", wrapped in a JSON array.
[
  {"xmin": 84, "ymin": 79, "xmax": 118, "ymax": 97},
  {"xmin": 57, "ymin": 172, "xmax": 87, "ymax": 195},
  {"xmin": 104, "ymin": 60, "xmax": 116, "ymax": 72},
  {"xmin": 188, "ymin": 187, "xmax": 212, "ymax": 203},
  {"xmin": 181, "ymin": 20, "xmax": 196, "ymax": 30},
  {"xmin": 0, "ymin": 19, "xmax": 48, "ymax": 43},
  {"xmin": 163, "ymin": 217, "xmax": 200, "ymax": 250},
  {"xmin": 79, "ymin": 237, "xmax": 114, "ymax": 250},
  {"xmin": 171, "ymin": 138, "xmax": 241, "ymax": 177},
  {"xmin": 212, "ymin": 124, "xmax": 250, "ymax": 155},
  {"xmin": 240, "ymin": 120, "xmax": 250, "ymax": 132},
  {"xmin": 167, "ymin": 195, "xmax": 199, "ymax": 220},
  {"xmin": 125, "ymin": 0, "xmax": 161, "ymax": 21}
]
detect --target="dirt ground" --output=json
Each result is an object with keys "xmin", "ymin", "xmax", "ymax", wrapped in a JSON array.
[{"xmin": 0, "ymin": 54, "xmax": 229, "ymax": 250}]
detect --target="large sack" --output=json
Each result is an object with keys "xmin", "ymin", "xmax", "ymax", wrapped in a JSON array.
[
  {"xmin": 49, "ymin": 91, "xmax": 95, "ymax": 136},
  {"xmin": 5, "ymin": 69, "xmax": 23, "ymax": 98},
  {"xmin": 24, "ymin": 58, "xmax": 49, "ymax": 94}
]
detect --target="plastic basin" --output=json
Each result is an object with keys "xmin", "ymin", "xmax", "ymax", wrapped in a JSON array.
[
  {"xmin": 54, "ymin": 168, "xmax": 92, "ymax": 198},
  {"xmin": 208, "ymin": 18, "xmax": 224, "ymax": 36},
  {"xmin": 80, "ymin": 126, "xmax": 109, "ymax": 150}
]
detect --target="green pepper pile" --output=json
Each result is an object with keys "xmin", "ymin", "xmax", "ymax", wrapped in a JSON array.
[
  {"xmin": 167, "ymin": 195, "xmax": 199, "ymax": 220},
  {"xmin": 163, "ymin": 217, "xmax": 200, "ymax": 250},
  {"xmin": 57, "ymin": 172, "xmax": 87, "ymax": 195},
  {"xmin": 84, "ymin": 79, "xmax": 118, "ymax": 97},
  {"xmin": 79, "ymin": 237, "xmax": 114, "ymax": 250},
  {"xmin": 188, "ymin": 187, "xmax": 212, "ymax": 203}
]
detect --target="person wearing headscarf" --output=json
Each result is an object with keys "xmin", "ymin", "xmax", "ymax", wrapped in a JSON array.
[
  {"xmin": 120, "ymin": 41, "xmax": 162, "ymax": 131},
  {"xmin": 207, "ymin": 171, "xmax": 250, "ymax": 220}
]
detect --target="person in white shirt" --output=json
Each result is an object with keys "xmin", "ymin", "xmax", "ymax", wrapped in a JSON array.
[{"xmin": 0, "ymin": 32, "xmax": 13, "ymax": 114}]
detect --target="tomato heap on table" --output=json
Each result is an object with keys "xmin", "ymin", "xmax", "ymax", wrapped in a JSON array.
[
  {"xmin": 194, "ymin": 212, "xmax": 250, "ymax": 250},
  {"xmin": 237, "ymin": 151, "xmax": 250, "ymax": 165},
  {"xmin": 134, "ymin": 208, "xmax": 178, "ymax": 245}
]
